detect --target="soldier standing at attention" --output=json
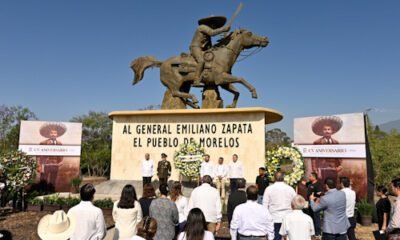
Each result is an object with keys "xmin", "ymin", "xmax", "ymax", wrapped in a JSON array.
[{"xmin": 157, "ymin": 153, "xmax": 172, "ymax": 185}]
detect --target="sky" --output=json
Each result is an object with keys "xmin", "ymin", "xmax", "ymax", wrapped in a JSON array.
[{"xmin": 1, "ymin": 1, "xmax": 399, "ymax": 137}]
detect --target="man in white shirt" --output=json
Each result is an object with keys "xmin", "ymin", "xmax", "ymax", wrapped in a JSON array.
[
  {"xmin": 263, "ymin": 171, "xmax": 296, "ymax": 240},
  {"xmin": 340, "ymin": 177, "xmax": 356, "ymax": 240},
  {"xmin": 214, "ymin": 156, "xmax": 228, "ymax": 199},
  {"xmin": 228, "ymin": 154, "xmax": 244, "ymax": 192},
  {"xmin": 187, "ymin": 175, "xmax": 222, "ymax": 234},
  {"xmin": 387, "ymin": 177, "xmax": 400, "ymax": 233},
  {"xmin": 230, "ymin": 185, "xmax": 274, "ymax": 240},
  {"xmin": 68, "ymin": 183, "xmax": 107, "ymax": 240},
  {"xmin": 279, "ymin": 195, "xmax": 315, "ymax": 240},
  {"xmin": 141, "ymin": 153, "xmax": 154, "ymax": 185},
  {"xmin": 200, "ymin": 154, "xmax": 214, "ymax": 178}
]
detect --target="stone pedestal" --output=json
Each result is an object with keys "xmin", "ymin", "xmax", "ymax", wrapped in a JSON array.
[
  {"xmin": 108, "ymin": 107, "xmax": 282, "ymax": 182},
  {"xmin": 202, "ymin": 86, "xmax": 223, "ymax": 108}
]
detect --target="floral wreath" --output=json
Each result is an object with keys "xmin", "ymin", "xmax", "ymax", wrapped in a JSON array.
[
  {"xmin": 265, "ymin": 146, "xmax": 304, "ymax": 187},
  {"xmin": 173, "ymin": 140, "xmax": 205, "ymax": 177},
  {"xmin": 0, "ymin": 150, "xmax": 37, "ymax": 194}
]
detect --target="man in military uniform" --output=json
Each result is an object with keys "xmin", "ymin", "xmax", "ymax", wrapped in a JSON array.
[
  {"xmin": 157, "ymin": 153, "xmax": 171, "ymax": 185},
  {"xmin": 190, "ymin": 16, "xmax": 230, "ymax": 86}
]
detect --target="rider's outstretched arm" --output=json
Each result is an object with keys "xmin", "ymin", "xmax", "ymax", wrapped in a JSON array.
[{"xmin": 198, "ymin": 25, "xmax": 230, "ymax": 37}]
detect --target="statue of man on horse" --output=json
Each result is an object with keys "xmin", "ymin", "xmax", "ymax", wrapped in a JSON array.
[
  {"xmin": 131, "ymin": 4, "xmax": 269, "ymax": 109},
  {"xmin": 190, "ymin": 16, "xmax": 230, "ymax": 87}
]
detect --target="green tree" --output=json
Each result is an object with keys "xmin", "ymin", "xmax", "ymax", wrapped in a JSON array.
[
  {"xmin": 265, "ymin": 128, "xmax": 292, "ymax": 151},
  {"xmin": 0, "ymin": 105, "xmax": 37, "ymax": 152},
  {"xmin": 71, "ymin": 111, "xmax": 112, "ymax": 177},
  {"xmin": 367, "ymin": 116, "xmax": 400, "ymax": 186}
]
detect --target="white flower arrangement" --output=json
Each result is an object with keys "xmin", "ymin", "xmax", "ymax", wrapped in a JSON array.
[
  {"xmin": 0, "ymin": 150, "xmax": 37, "ymax": 195},
  {"xmin": 265, "ymin": 146, "xmax": 304, "ymax": 187},
  {"xmin": 174, "ymin": 140, "xmax": 205, "ymax": 177}
]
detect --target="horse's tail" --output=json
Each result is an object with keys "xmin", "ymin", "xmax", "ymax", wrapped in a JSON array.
[{"xmin": 130, "ymin": 56, "xmax": 162, "ymax": 85}]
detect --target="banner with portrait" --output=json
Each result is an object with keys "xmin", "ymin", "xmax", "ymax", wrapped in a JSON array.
[
  {"xmin": 294, "ymin": 113, "xmax": 368, "ymax": 199},
  {"xmin": 19, "ymin": 121, "xmax": 82, "ymax": 192}
]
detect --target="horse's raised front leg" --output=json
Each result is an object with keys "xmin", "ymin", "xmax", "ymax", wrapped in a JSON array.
[
  {"xmin": 220, "ymin": 84, "xmax": 240, "ymax": 108},
  {"xmin": 220, "ymin": 72, "xmax": 257, "ymax": 99},
  {"xmin": 169, "ymin": 89, "xmax": 199, "ymax": 108}
]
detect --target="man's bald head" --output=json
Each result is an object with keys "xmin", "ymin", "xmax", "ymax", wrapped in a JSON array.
[{"xmin": 275, "ymin": 171, "xmax": 284, "ymax": 182}]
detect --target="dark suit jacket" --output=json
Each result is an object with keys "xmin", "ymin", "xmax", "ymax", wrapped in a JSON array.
[
  {"xmin": 310, "ymin": 188, "xmax": 350, "ymax": 234},
  {"xmin": 313, "ymin": 137, "xmax": 339, "ymax": 145},
  {"xmin": 38, "ymin": 139, "xmax": 63, "ymax": 165},
  {"xmin": 227, "ymin": 190, "xmax": 247, "ymax": 224},
  {"xmin": 40, "ymin": 139, "xmax": 62, "ymax": 145}
]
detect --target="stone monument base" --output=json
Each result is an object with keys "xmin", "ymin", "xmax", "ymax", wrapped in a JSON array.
[{"xmin": 108, "ymin": 107, "xmax": 282, "ymax": 182}]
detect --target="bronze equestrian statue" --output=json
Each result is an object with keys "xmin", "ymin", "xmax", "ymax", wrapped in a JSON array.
[{"xmin": 131, "ymin": 15, "xmax": 269, "ymax": 109}]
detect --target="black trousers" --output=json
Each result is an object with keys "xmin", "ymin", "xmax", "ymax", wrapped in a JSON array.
[
  {"xmin": 159, "ymin": 177, "xmax": 168, "ymax": 185},
  {"xmin": 347, "ymin": 217, "xmax": 356, "ymax": 240},
  {"xmin": 273, "ymin": 223, "xmax": 282, "ymax": 240},
  {"xmin": 143, "ymin": 177, "xmax": 152, "ymax": 185},
  {"xmin": 322, "ymin": 233, "xmax": 347, "ymax": 240}
]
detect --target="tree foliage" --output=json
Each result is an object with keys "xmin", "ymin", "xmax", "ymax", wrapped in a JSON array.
[
  {"xmin": 265, "ymin": 128, "xmax": 292, "ymax": 151},
  {"xmin": 71, "ymin": 111, "xmax": 112, "ymax": 177},
  {"xmin": 0, "ymin": 105, "xmax": 37, "ymax": 152},
  {"xmin": 368, "ymin": 117, "xmax": 400, "ymax": 186}
]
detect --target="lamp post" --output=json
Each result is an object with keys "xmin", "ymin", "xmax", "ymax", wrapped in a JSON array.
[{"xmin": 363, "ymin": 108, "xmax": 375, "ymax": 203}]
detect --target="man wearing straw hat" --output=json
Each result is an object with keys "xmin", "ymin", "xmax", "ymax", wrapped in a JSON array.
[
  {"xmin": 37, "ymin": 122, "xmax": 67, "ymax": 190},
  {"xmin": 37, "ymin": 210, "xmax": 76, "ymax": 240}
]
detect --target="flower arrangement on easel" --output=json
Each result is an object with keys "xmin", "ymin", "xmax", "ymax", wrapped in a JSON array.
[
  {"xmin": 173, "ymin": 140, "xmax": 205, "ymax": 183},
  {"xmin": 265, "ymin": 146, "xmax": 304, "ymax": 187}
]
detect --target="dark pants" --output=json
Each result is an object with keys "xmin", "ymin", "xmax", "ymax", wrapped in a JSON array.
[
  {"xmin": 41, "ymin": 165, "xmax": 59, "ymax": 190},
  {"xmin": 159, "ymin": 177, "xmax": 168, "ymax": 185},
  {"xmin": 309, "ymin": 206, "xmax": 321, "ymax": 235},
  {"xmin": 347, "ymin": 217, "xmax": 356, "ymax": 240},
  {"xmin": 273, "ymin": 223, "xmax": 282, "ymax": 240},
  {"xmin": 322, "ymin": 233, "xmax": 347, "ymax": 240},
  {"xmin": 230, "ymin": 178, "xmax": 239, "ymax": 192},
  {"xmin": 238, "ymin": 234, "xmax": 267, "ymax": 240},
  {"xmin": 175, "ymin": 221, "xmax": 186, "ymax": 238},
  {"xmin": 143, "ymin": 177, "xmax": 152, "ymax": 185}
]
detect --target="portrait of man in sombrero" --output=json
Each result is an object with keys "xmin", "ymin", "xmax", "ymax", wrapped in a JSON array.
[
  {"xmin": 37, "ymin": 123, "xmax": 67, "ymax": 191},
  {"xmin": 39, "ymin": 123, "xmax": 66, "ymax": 145},
  {"xmin": 312, "ymin": 116, "xmax": 342, "ymax": 145},
  {"xmin": 310, "ymin": 116, "xmax": 343, "ymax": 183}
]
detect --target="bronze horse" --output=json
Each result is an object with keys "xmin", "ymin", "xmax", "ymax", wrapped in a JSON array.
[{"xmin": 131, "ymin": 29, "xmax": 269, "ymax": 109}]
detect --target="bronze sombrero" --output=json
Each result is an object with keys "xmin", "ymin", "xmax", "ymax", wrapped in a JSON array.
[
  {"xmin": 198, "ymin": 16, "xmax": 227, "ymax": 29},
  {"xmin": 39, "ymin": 123, "xmax": 67, "ymax": 138},
  {"xmin": 311, "ymin": 116, "xmax": 343, "ymax": 136}
]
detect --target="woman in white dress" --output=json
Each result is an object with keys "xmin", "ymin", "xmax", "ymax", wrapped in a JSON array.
[
  {"xmin": 177, "ymin": 208, "xmax": 214, "ymax": 240},
  {"xmin": 113, "ymin": 184, "xmax": 143, "ymax": 240},
  {"xmin": 170, "ymin": 181, "xmax": 188, "ymax": 235}
]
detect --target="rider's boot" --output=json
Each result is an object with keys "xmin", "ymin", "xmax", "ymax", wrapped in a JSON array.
[{"xmin": 192, "ymin": 62, "xmax": 204, "ymax": 87}]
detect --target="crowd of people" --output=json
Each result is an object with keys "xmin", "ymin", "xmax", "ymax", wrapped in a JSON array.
[{"xmin": 35, "ymin": 153, "xmax": 400, "ymax": 240}]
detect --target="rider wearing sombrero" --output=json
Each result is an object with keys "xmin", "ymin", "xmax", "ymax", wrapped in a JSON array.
[{"xmin": 190, "ymin": 16, "xmax": 230, "ymax": 86}]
